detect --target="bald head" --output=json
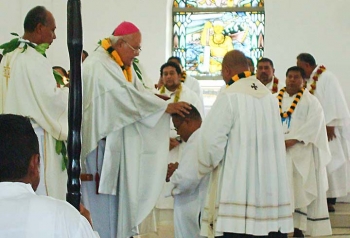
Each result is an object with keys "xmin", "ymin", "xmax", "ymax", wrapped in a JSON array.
[{"xmin": 222, "ymin": 50, "xmax": 249, "ymax": 82}]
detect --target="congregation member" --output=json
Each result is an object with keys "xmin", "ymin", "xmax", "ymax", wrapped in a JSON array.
[
  {"xmin": 0, "ymin": 6, "xmax": 68, "ymax": 200},
  {"xmin": 297, "ymin": 53, "xmax": 350, "ymax": 212},
  {"xmin": 256, "ymin": 57, "xmax": 284, "ymax": 93},
  {"xmin": 81, "ymin": 21, "xmax": 191, "ymax": 238},
  {"xmin": 0, "ymin": 114, "xmax": 98, "ymax": 238},
  {"xmin": 156, "ymin": 61, "xmax": 203, "ymax": 218},
  {"xmin": 189, "ymin": 50, "xmax": 293, "ymax": 237},
  {"xmin": 166, "ymin": 106, "xmax": 209, "ymax": 238},
  {"xmin": 278, "ymin": 66, "xmax": 332, "ymax": 237}
]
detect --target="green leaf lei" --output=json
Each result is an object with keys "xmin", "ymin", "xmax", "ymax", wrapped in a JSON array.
[{"xmin": 0, "ymin": 33, "xmax": 67, "ymax": 170}]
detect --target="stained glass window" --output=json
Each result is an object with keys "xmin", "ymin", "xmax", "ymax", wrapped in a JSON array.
[{"xmin": 172, "ymin": 0, "xmax": 264, "ymax": 77}]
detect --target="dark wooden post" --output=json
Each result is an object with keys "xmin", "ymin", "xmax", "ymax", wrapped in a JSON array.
[{"xmin": 66, "ymin": 0, "xmax": 83, "ymax": 210}]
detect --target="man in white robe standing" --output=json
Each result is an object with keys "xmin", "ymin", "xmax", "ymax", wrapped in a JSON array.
[
  {"xmin": 0, "ymin": 114, "xmax": 98, "ymax": 238},
  {"xmin": 278, "ymin": 66, "xmax": 332, "ymax": 237},
  {"xmin": 167, "ymin": 56, "xmax": 204, "ymax": 106},
  {"xmin": 0, "ymin": 6, "xmax": 68, "ymax": 200},
  {"xmin": 193, "ymin": 50, "xmax": 293, "ymax": 237},
  {"xmin": 156, "ymin": 61, "xmax": 203, "ymax": 211},
  {"xmin": 297, "ymin": 53, "xmax": 350, "ymax": 212},
  {"xmin": 81, "ymin": 21, "xmax": 191, "ymax": 238},
  {"xmin": 256, "ymin": 57, "xmax": 284, "ymax": 94}
]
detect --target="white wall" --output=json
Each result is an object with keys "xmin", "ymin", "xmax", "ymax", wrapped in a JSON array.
[
  {"xmin": 1, "ymin": 0, "xmax": 349, "ymax": 105},
  {"xmin": 264, "ymin": 0, "xmax": 350, "ymax": 105},
  {"xmin": 0, "ymin": 0, "xmax": 172, "ymax": 85}
]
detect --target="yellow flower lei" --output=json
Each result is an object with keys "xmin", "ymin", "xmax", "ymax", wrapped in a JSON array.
[
  {"xmin": 181, "ymin": 71, "xmax": 187, "ymax": 82},
  {"xmin": 309, "ymin": 65, "xmax": 326, "ymax": 95},
  {"xmin": 101, "ymin": 38, "xmax": 132, "ymax": 82},
  {"xmin": 159, "ymin": 83, "xmax": 183, "ymax": 102},
  {"xmin": 226, "ymin": 71, "xmax": 252, "ymax": 87},
  {"xmin": 277, "ymin": 87, "xmax": 305, "ymax": 118}
]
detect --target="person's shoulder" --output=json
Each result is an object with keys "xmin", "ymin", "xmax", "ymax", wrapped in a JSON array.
[
  {"xmin": 185, "ymin": 75, "xmax": 200, "ymax": 86},
  {"xmin": 320, "ymin": 68, "xmax": 338, "ymax": 81},
  {"xmin": 35, "ymin": 195, "xmax": 79, "ymax": 215},
  {"xmin": 181, "ymin": 83, "xmax": 197, "ymax": 95},
  {"xmin": 13, "ymin": 46, "xmax": 50, "ymax": 70}
]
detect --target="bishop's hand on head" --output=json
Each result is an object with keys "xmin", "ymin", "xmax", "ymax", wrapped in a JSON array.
[{"xmin": 165, "ymin": 102, "xmax": 191, "ymax": 117}]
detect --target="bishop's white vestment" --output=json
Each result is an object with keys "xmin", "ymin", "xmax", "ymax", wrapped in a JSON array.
[
  {"xmin": 280, "ymin": 89, "xmax": 332, "ymax": 236},
  {"xmin": 197, "ymin": 76, "xmax": 293, "ymax": 236},
  {"xmin": 0, "ymin": 182, "xmax": 98, "ymax": 238},
  {"xmin": 306, "ymin": 65, "xmax": 350, "ymax": 198},
  {"xmin": 81, "ymin": 46, "xmax": 170, "ymax": 238},
  {"xmin": 0, "ymin": 42, "xmax": 68, "ymax": 200}
]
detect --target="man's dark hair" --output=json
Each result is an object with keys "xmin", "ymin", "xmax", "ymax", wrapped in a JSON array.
[
  {"xmin": 297, "ymin": 53, "xmax": 316, "ymax": 66},
  {"xmin": 160, "ymin": 61, "xmax": 182, "ymax": 76},
  {"xmin": 171, "ymin": 105, "xmax": 202, "ymax": 122},
  {"xmin": 167, "ymin": 56, "xmax": 182, "ymax": 66},
  {"xmin": 24, "ymin": 6, "xmax": 48, "ymax": 33},
  {"xmin": 257, "ymin": 57, "xmax": 274, "ymax": 68},
  {"xmin": 286, "ymin": 66, "xmax": 306, "ymax": 79},
  {"xmin": 83, "ymin": 50, "xmax": 89, "ymax": 57},
  {"xmin": 53, "ymin": 66, "xmax": 69, "ymax": 78},
  {"xmin": 246, "ymin": 57, "xmax": 254, "ymax": 66},
  {"xmin": 0, "ymin": 114, "xmax": 39, "ymax": 181}
]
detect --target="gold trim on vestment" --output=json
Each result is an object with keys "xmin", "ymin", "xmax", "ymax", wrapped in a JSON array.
[
  {"xmin": 217, "ymin": 214, "xmax": 293, "ymax": 220},
  {"xmin": 3, "ymin": 65, "xmax": 10, "ymax": 88},
  {"xmin": 219, "ymin": 201, "xmax": 291, "ymax": 208}
]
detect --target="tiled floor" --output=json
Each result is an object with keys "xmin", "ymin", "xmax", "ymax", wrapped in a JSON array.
[{"xmin": 135, "ymin": 203, "xmax": 350, "ymax": 238}]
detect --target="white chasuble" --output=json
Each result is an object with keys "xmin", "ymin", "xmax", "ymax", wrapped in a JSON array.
[
  {"xmin": 197, "ymin": 76, "xmax": 293, "ymax": 237},
  {"xmin": 81, "ymin": 47, "xmax": 170, "ymax": 238},
  {"xmin": 0, "ymin": 44, "xmax": 68, "ymax": 200}
]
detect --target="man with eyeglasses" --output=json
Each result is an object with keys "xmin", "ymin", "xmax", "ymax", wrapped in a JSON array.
[
  {"xmin": 166, "ymin": 105, "xmax": 210, "ymax": 238},
  {"xmin": 81, "ymin": 21, "xmax": 191, "ymax": 238}
]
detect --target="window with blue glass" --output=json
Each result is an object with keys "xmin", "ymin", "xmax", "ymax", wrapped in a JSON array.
[{"xmin": 172, "ymin": 0, "xmax": 264, "ymax": 77}]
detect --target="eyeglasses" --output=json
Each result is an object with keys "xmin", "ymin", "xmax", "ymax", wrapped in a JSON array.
[
  {"xmin": 174, "ymin": 120, "xmax": 185, "ymax": 132},
  {"xmin": 122, "ymin": 39, "xmax": 142, "ymax": 54}
]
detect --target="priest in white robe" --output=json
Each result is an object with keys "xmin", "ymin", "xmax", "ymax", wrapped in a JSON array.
[
  {"xmin": 0, "ymin": 114, "xmax": 98, "ymax": 238},
  {"xmin": 256, "ymin": 57, "xmax": 284, "ymax": 94},
  {"xmin": 167, "ymin": 56, "xmax": 204, "ymax": 108},
  {"xmin": 0, "ymin": 6, "xmax": 68, "ymax": 200},
  {"xmin": 297, "ymin": 53, "xmax": 350, "ymax": 212},
  {"xmin": 278, "ymin": 66, "xmax": 331, "ymax": 237},
  {"xmin": 196, "ymin": 50, "xmax": 293, "ymax": 237},
  {"xmin": 81, "ymin": 21, "xmax": 191, "ymax": 238},
  {"xmin": 156, "ymin": 61, "xmax": 204, "ymax": 211}
]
